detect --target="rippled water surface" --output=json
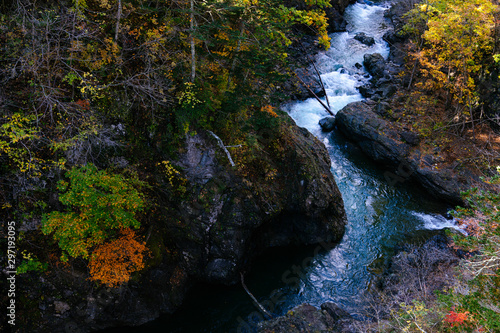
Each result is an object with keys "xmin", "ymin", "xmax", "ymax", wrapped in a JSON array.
[{"xmin": 104, "ymin": 2, "xmax": 462, "ymax": 332}]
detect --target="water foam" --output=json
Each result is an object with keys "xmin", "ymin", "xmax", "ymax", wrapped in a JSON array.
[{"xmin": 412, "ymin": 212, "xmax": 467, "ymax": 234}]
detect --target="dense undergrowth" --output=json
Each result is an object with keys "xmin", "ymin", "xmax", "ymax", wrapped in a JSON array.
[
  {"xmin": 367, "ymin": 171, "xmax": 500, "ymax": 332},
  {"xmin": 0, "ymin": 0, "xmax": 332, "ymax": 288}
]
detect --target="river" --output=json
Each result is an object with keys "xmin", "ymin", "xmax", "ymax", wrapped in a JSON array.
[{"xmin": 104, "ymin": 1, "xmax": 462, "ymax": 332}]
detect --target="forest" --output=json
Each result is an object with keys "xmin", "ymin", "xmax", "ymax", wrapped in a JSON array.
[
  {"xmin": 1, "ymin": 0, "xmax": 500, "ymax": 331},
  {"xmin": 0, "ymin": 0, "xmax": 333, "ymax": 286}
]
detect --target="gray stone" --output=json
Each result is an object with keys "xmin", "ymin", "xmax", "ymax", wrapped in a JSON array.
[
  {"xmin": 54, "ymin": 301, "xmax": 70, "ymax": 314},
  {"xmin": 259, "ymin": 302, "xmax": 355, "ymax": 333},
  {"xmin": 375, "ymin": 101, "xmax": 391, "ymax": 116},
  {"xmin": 400, "ymin": 131, "xmax": 420, "ymax": 146},
  {"xmin": 319, "ymin": 116, "xmax": 336, "ymax": 132},
  {"xmin": 358, "ymin": 84, "xmax": 374, "ymax": 98},
  {"xmin": 320, "ymin": 302, "xmax": 351, "ymax": 321},
  {"xmin": 354, "ymin": 32, "xmax": 375, "ymax": 46},
  {"xmin": 205, "ymin": 259, "xmax": 236, "ymax": 283},
  {"xmin": 335, "ymin": 101, "xmax": 470, "ymax": 204},
  {"xmin": 363, "ymin": 53, "xmax": 387, "ymax": 80}
]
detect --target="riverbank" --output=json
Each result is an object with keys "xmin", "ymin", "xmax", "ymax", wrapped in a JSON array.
[{"xmin": 335, "ymin": 0, "xmax": 500, "ymax": 205}]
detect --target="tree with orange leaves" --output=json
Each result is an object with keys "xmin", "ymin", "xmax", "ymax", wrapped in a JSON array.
[{"xmin": 89, "ymin": 228, "xmax": 148, "ymax": 287}]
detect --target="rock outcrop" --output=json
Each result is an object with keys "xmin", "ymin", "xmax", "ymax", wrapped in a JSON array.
[
  {"xmin": 354, "ymin": 32, "xmax": 375, "ymax": 46},
  {"xmin": 335, "ymin": 101, "xmax": 477, "ymax": 204},
  {"xmin": 259, "ymin": 302, "xmax": 355, "ymax": 333},
  {"xmin": 19, "ymin": 113, "xmax": 347, "ymax": 332},
  {"xmin": 176, "ymin": 122, "xmax": 347, "ymax": 285},
  {"xmin": 319, "ymin": 116, "xmax": 337, "ymax": 132}
]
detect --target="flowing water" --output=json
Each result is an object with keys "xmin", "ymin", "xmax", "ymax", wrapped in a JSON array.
[{"xmin": 103, "ymin": 2, "xmax": 465, "ymax": 332}]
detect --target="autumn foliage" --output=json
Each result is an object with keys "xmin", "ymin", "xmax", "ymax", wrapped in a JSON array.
[
  {"xmin": 42, "ymin": 163, "xmax": 145, "ymax": 261},
  {"xmin": 404, "ymin": 0, "xmax": 497, "ymax": 120},
  {"xmin": 89, "ymin": 228, "xmax": 148, "ymax": 287},
  {"xmin": 444, "ymin": 310, "xmax": 470, "ymax": 327}
]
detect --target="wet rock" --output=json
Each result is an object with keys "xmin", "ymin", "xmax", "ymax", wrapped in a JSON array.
[
  {"xmin": 177, "ymin": 124, "xmax": 346, "ymax": 285},
  {"xmin": 336, "ymin": 102, "xmax": 410, "ymax": 166},
  {"xmin": 319, "ymin": 116, "xmax": 336, "ymax": 132},
  {"xmin": 335, "ymin": 101, "xmax": 470, "ymax": 204},
  {"xmin": 363, "ymin": 53, "xmax": 387, "ymax": 80},
  {"xmin": 259, "ymin": 302, "xmax": 355, "ymax": 333},
  {"xmin": 382, "ymin": 29, "xmax": 402, "ymax": 45},
  {"xmin": 383, "ymin": 3, "xmax": 411, "ymax": 64},
  {"xmin": 205, "ymin": 259, "xmax": 236, "ymax": 283},
  {"xmin": 259, "ymin": 303, "xmax": 333, "ymax": 333},
  {"xmin": 358, "ymin": 84, "xmax": 374, "ymax": 98},
  {"xmin": 320, "ymin": 302, "xmax": 351, "ymax": 321},
  {"xmin": 374, "ymin": 83, "xmax": 398, "ymax": 98},
  {"xmin": 354, "ymin": 32, "xmax": 375, "ymax": 46}
]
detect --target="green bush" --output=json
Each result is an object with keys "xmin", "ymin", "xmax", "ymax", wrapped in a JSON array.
[{"xmin": 42, "ymin": 163, "xmax": 145, "ymax": 261}]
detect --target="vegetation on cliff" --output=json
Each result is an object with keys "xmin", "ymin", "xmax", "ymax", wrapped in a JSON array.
[
  {"xmin": 0, "ymin": 0, "xmax": 332, "ymax": 288},
  {"xmin": 389, "ymin": 0, "xmax": 500, "ymax": 175},
  {"xmin": 2, "ymin": 0, "xmax": 500, "ymax": 330},
  {"xmin": 367, "ymin": 170, "xmax": 500, "ymax": 332}
]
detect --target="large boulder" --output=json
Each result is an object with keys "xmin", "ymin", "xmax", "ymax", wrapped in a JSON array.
[
  {"xmin": 259, "ymin": 302, "xmax": 354, "ymax": 333},
  {"xmin": 336, "ymin": 101, "xmax": 411, "ymax": 165},
  {"xmin": 335, "ymin": 101, "xmax": 474, "ymax": 204},
  {"xmin": 354, "ymin": 32, "xmax": 375, "ymax": 46},
  {"xmin": 363, "ymin": 53, "xmax": 387, "ymax": 80},
  {"xmin": 175, "ymin": 119, "xmax": 347, "ymax": 285},
  {"xmin": 22, "ymin": 113, "xmax": 347, "ymax": 332},
  {"xmin": 319, "ymin": 116, "xmax": 336, "ymax": 132}
]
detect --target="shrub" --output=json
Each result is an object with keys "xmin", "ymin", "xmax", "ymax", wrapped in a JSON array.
[
  {"xmin": 88, "ymin": 228, "xmax": 148, "ymax": 287},
  {"xmin": 42, "ymin": 163, "xmax": 145, "ymax": 261}
]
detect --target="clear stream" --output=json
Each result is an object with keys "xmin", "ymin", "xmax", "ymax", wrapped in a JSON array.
[{"xmin": 105, "ymin": 2, "xmax": 463, "ymax": 332}]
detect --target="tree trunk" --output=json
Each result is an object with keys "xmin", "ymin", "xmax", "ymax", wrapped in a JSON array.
[
  {"xmin": 115, "ymin": 0, "xmax": 122, "ymax": 43},
  {"xmin": 190, "ymin": 0, "xmax": 196, "ymax": 82}
]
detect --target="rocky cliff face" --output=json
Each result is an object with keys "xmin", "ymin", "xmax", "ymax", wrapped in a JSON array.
[
  {"xmin": 18, "ymin": 113, "xmax": 346, "ymax": 332},
  {"xmin": 335, "ymin": 101, "xmax": 476, "ymax": 204},
  {"xmin": 173, "ymin": 120, "xmax": 347, "ymax": 285}
]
